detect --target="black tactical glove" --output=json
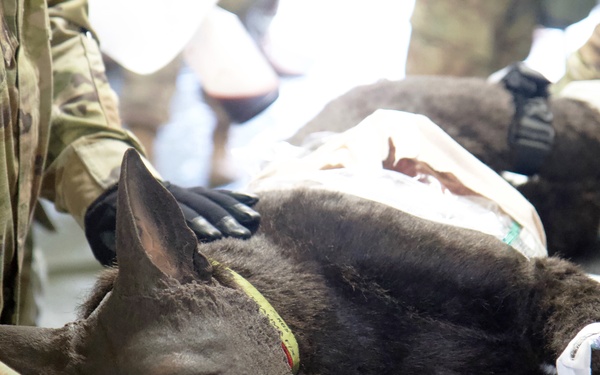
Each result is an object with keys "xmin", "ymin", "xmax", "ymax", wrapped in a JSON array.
[{"xmin": 84, "ymin": 182, "xmax": 260, "ymax": 266}]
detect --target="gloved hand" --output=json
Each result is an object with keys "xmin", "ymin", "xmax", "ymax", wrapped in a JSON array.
[{"xmin": 84, "ymin": 182, "xmax": 260, "ymax": 266}]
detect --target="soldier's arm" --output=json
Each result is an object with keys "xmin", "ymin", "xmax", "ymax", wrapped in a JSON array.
[
  {"xmin": 40, "ymin": 1, "xmax": 261, "ymax": 263},
  {"xmin": 552, "ymin": 23, "xmax": 600, "ymax": 93},
  {"xmin": 40, "ymin": 0, "xmax": 157, "ymax": 227}
]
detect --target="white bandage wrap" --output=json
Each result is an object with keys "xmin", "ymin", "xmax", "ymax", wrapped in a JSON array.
[{"xmin": 557, "ymin": 323, "xmax": 600, "ymax": 375}]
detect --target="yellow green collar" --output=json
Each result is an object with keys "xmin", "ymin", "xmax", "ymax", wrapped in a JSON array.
[{"xmin": 217, "ymin": 263, "xmax": 300, "ymax": 373}]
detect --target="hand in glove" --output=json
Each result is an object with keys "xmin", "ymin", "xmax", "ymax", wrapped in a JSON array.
[{"xmin": 84, "ymin": 182, "xmax": 260, "ymax": 266}]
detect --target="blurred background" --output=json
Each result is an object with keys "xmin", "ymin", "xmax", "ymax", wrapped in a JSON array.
[{"xmin": 35, "ymin": 0, "xmax": 600, "ymax": 327}]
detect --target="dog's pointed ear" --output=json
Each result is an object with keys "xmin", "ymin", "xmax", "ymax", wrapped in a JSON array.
[{"xmin": 114, "ymin": 149, "xmax": 212, "ymax": 292}]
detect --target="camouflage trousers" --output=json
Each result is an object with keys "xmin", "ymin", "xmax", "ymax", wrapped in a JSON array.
[
  {"xmin": 554, "ymin": 23, "xmax": 600, "ymax": 93},
  {"xmin": 406, "ymin": 0, "xmax": 597, "ymax": 77},
  {"xmin": 406, "ymin": 0, "xmax": 539, "ymax": 77},
  {"xmin": 117, "ymin": 55, "xmax": 182, "ymax": 159},
  {"xmin": 16, "ymin": 232, "xmax": 43, "ymax": 326},
  {"xmin": 218, "ymin": 0, "xmax": 279, "ymax": 42}
]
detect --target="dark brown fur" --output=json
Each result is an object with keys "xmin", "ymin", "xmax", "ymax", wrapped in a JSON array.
[
  {"xmin": 3, "ymin": 150, "xmax": 600, "ymax": 374},
  {"xmin": 80, "ymin": 184, "xmax": 600, "ymax": 374}
]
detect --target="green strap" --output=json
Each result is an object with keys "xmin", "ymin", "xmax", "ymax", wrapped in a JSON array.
[{"xmin": 503, "ymin": 221, "xmax": 523, "ymax": 246}]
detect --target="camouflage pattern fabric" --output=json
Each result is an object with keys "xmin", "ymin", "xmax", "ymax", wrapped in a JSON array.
[
  {"xmin": 406, "ymin": 0, "xmax": 539, "ymax": 77},
  {"xmin": 120, "ymin": 56, "xmax": 182, "ymax": 132},
  {"xmin": 116, "ymin": 0, "xmax": 280, "ymax": 160},
  {"xmin": 118, "ymin": 55, "xmax": 182, "ymax": 159},
  {"xmin": 0, "ymin": 0, "xmax": 148, "ymax": 324},
  {"xmin": 406, "ymin": 0, "xmax": 597, "ymax": 77},
  {"xmin": 217, "ymin": 0, "xmax": 279, "ymax": 42},
  {"xmin": 553, "ymin": 23, "xmax": 600, "ymax": 93}
]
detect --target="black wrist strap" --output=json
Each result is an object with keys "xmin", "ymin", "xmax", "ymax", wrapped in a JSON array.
[{"xmin": 501, "ymin": 63, "xmax": 555, "ymax": 176}]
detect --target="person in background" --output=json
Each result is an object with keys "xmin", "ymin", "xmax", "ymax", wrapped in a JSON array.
[
  {"xmin": 112, "ymin": 55, "xmax": 183, "ymax": 161},
  {"xmin": 115, "ymin": 0, "xmax": 302, "ymax": 163},
  {"xmin": 405, "ymin": 0, "xmax": 600, "ymax": 180},
  {"xmin": 553, "ymin": 23, "xmax": 600, "ymax": 92},
  {"xmin": 0, "ymin": 0, "xmax": 260, "ymax": 326},
  {"xmin": 406, "ymin": 0, "xmax": 598, "ymax": 77}
]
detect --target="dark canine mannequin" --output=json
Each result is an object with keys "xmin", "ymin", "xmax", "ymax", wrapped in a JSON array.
[{"xmin": 0, "ymin": 149, "xmax": 599, "ymax": 374}]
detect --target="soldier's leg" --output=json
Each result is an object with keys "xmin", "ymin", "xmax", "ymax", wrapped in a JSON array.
[
  {"xmin": 17, "ymin": 233, "xmax": 44, "ymax": 326},
  {"xmin": 120, "ymin": 55, "xmax": 183, "ymax": 161},
  {"xmin": 491, "ymin": 0, "xmax": 539, "ymax": 72},
  {"xmin": 218, "ymin": 0, "xmax": 280, "ymax": 42},
  {"xmin": 406, "ymin": 0, "xmax": 537, "ymax": 77}
]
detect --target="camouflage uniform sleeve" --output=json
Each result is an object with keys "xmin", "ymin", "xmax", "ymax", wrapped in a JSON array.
[
  {"xmin": 40, "ymin": 0, "xmax": 160, "ymax": 228},
  {"xmin": 405, "ymin": 0, "xmax": 537, "ymax": 77},
  {"xmin": 553, "ymin": 23, "xmax": 600, "ymax": 93}
]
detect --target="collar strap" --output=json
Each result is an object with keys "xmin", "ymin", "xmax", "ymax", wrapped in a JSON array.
[
  {"xmin": 501, "ymin": 63, "xmax": 555, "ymax": 176},
  {"xmin": 214, "ymin": 261, "xmax": 300, "ymax": 373}
]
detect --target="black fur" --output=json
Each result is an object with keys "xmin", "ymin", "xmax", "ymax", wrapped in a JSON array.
[
  {"xmin": 193, "ymin": 188, "xmax": 600, "ymax": 374},
  {"xmin": 77, "ymin": 180, "xmax": 600, "ymax": 373}
]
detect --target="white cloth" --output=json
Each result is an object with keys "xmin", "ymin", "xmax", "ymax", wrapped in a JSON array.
[
  {"xmin": 248, "ymin": 109, "xmax": 547, "ymax": 258},
  {"xmin": 89, "ymin": 0, "xmax": 217, "ymax": 74},
  {"xmin": 246, "ymin": 109, "xmax": 600, "ymax": 370},
  {"xmin": 557, "ymin": 323, "xmax": 600, "ymax": 375}
]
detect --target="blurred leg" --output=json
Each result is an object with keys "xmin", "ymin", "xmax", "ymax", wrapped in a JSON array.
[
  {"xmin": 17, "ymin": 233, "xmax": 42, "ymax": 326},
  {"xmin": 406, "ymin": 0, "xmax": 538, "ymax": 77},
  {"xmin": 184, "ymin": 6, "xmax": 279, "ymax": 117},
  {"xmin": 218, "ymin": 0, "xmax": 280, "ymax": 42},
  {"xmin": 120, "ymin": 55, "xmax": 183, "ymax": 161}
]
